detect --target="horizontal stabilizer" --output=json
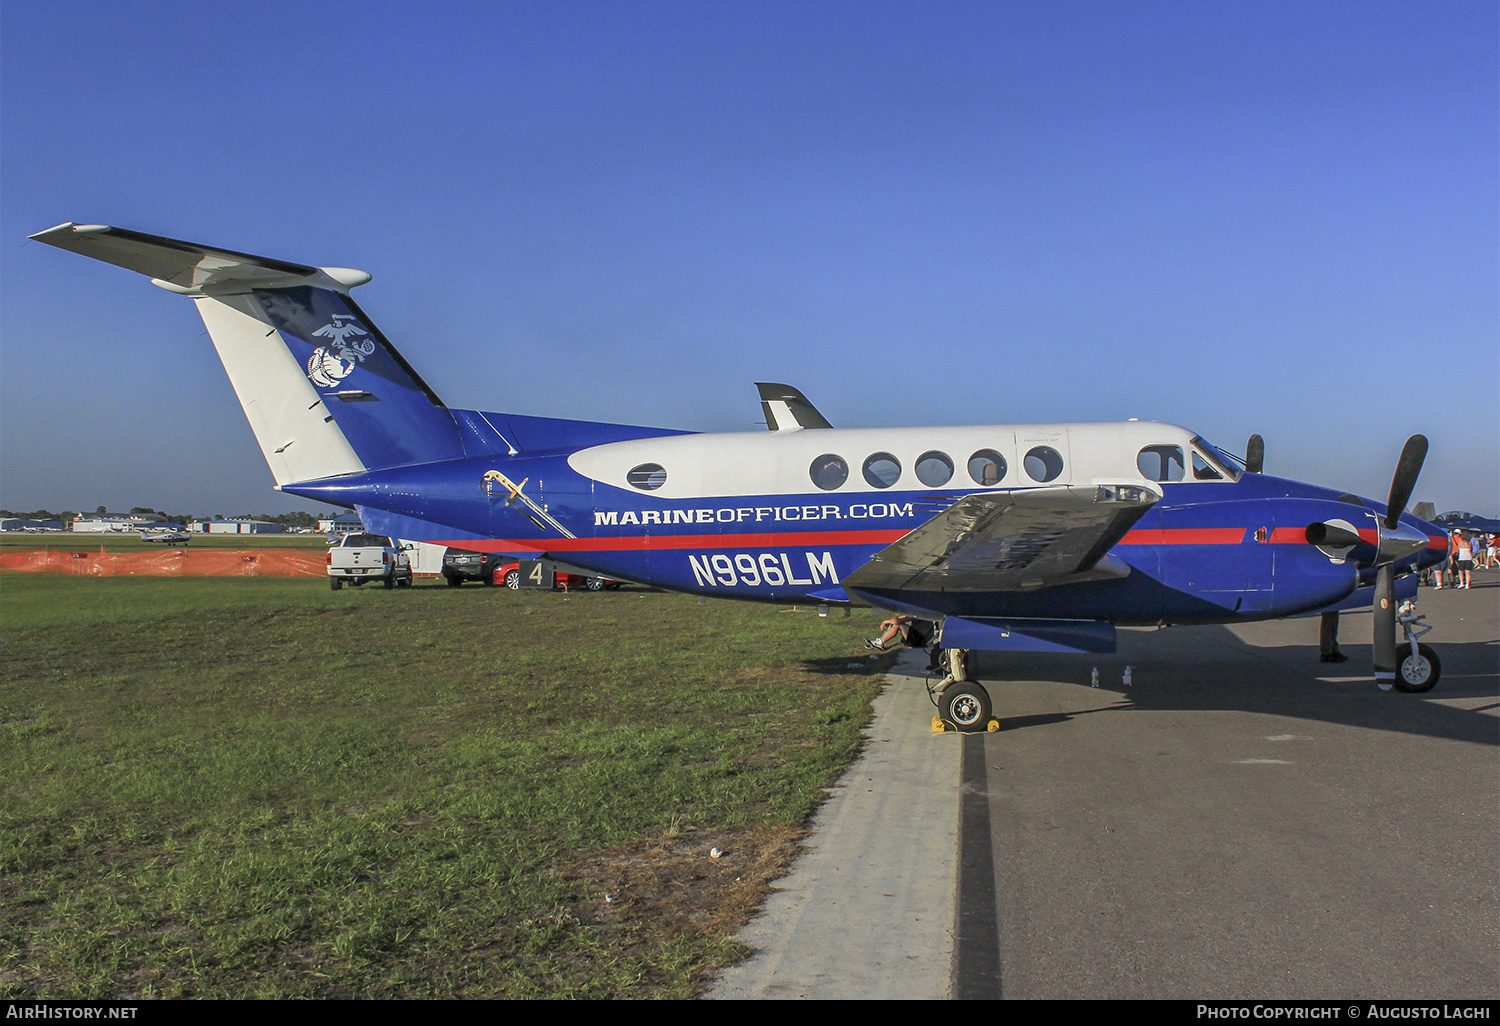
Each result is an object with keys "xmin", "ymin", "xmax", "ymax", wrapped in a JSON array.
[{"xmin": 28, "ymin": 223, "xmax": 370, "ymax": 295}]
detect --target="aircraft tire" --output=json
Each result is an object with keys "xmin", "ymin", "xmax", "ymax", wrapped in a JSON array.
[
  {"xmin": 505, "ymin": 570, "xmax": 521, "ymax": 590},
  {"xmin": 1393, "ymin": 643, "xmax": 1441, "ymax": 693},
  {"xmin": 940, "ymin": 682, "xmax": 992, "ymax": 733},
  {"xmin": 330, "ymin": 577, "xmax": 343, "ymax": 591}
]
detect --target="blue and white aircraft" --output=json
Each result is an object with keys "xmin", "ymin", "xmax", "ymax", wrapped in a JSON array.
[{"xmin": 31, "ymin": 223, "xmax": 1452, "ymax": 729}]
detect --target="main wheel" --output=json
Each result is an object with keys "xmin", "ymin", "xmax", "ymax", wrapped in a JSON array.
[
  {"xmin": 445, "ymin": 573, "xmax": 462, "ymax": 588},
  {"xmin": 1393, "ymin": 643, "xmax": 1441, "ymax": 693},
  {"xmin": 330, "ymin": 577, "xmax": 343, "ymax": 591},
  {"xmin": 585, "ymin": 577, "xmax": 606, "ymax": 591},
  {"xmin": 940, "ymin": 682, "xmax": 993, "ymax": 733},
  {"xmin": 505, "ymin": 569, "xmax": 521, "ymax": 590}
]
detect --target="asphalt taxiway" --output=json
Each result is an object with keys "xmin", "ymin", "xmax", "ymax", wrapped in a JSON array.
[{"xmin": 709, "ymin": 581, "xmax": 1499, "ymax": 1000}]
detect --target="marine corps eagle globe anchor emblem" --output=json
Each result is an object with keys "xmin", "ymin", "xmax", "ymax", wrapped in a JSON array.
[{"xmin": 306, "ymin": 315, "xmax": 376, "ymax": 387}]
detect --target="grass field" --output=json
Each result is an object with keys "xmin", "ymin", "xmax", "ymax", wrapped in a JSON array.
[{"xmin": 0, "ymin": 574, "xmax": 889, "ymax": 998}]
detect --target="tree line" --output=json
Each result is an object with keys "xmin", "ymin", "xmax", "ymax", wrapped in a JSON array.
[{"xmin": 0, "ymin": 506, "xmax": 349, "ymax": 529}]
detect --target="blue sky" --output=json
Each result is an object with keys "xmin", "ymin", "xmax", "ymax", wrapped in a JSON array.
[{"xmin": 2, "ymin": 1, "xmax": 1495, "ymax": 517}]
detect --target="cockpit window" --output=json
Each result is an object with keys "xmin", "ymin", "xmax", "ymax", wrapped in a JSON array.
[
  {"xmin": 1189, "ymin": 437, "xmax": 1241, "ymax": 482},
  {"xmin": 1137, "ymin": 445, "xmax": 1185, "ymax": 482},
  {"xmin": 1192, "ymin": 451, "xmax": 1224, "ymax": 481}
]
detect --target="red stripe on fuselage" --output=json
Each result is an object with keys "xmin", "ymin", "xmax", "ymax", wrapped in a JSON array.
[
  {"xmin": 1117, "ymin": 528, "xmax": 1247, "ymax": 546},
  {"xmin": 431, "ymin": 524, "xmax": 1350, "ymax": 555}
]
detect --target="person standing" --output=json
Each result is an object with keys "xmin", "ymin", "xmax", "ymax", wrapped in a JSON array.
[{"xmin": 1453, "ymin": 531, "xmax": 1474, "ymax": 589}]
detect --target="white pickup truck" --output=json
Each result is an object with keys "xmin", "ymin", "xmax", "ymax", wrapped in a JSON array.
[{"xmin": 327, "ymin": 533, "xmax": 413, "ymax": 590}]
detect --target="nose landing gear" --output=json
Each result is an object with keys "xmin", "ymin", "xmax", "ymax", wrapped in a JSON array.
[{"xmin": 1388, "ymin": 603, "xmax": 1441, "ymax": 693}]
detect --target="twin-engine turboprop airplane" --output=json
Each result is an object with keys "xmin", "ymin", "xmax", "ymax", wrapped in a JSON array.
[{"xmin": 31, "ymin": 223, "xmax": 1452, "ymax": 729}]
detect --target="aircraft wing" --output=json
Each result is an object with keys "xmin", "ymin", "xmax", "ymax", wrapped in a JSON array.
[{"xmin": 844, "ymin": 484, "xmax": 1157, "ymax": 594}]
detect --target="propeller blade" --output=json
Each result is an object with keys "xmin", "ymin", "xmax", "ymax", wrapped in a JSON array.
[
  {"xmin": 1245, "ymin": 434, "xmax": 1264, "ymax": 474},
  {"xmin": 1384, "ymin": 435, "xmax": 1428, "ymax": 530},
  {"xmin": 1373, "ymin": 562, "xmax": 1396, "ymax": 683}
]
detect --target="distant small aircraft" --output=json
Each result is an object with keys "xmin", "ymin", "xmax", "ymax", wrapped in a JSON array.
[
  {"xmin": 1432, "ymin": 511, "xmax": 1500, "ymax": 534},
  {"xmin": 31, "ymin": 223, "xmax": 1452, "ymax": 730},
  {"xmin": 139, "ymin": 525, "xmax": 192, "ymax": 546}
]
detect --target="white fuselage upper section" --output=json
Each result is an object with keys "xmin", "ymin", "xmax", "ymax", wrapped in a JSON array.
[{"xmin": 568, "ymin": 421, "xmax": 1230, "ymax": 500}]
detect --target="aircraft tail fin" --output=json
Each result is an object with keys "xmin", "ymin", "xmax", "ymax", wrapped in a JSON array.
[{"xmin": 30, "ymin": 223, "xmax": 467, "ymax": 484}]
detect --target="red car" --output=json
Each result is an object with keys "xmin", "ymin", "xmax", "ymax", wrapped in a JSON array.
[{"xmin": 498, "ymin": 560, "xmax": 620, "ymax": 591}]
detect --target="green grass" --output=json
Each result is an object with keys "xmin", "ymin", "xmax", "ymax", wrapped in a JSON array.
[{"xmin": 0, "ymin": 575, "xmax": 887, "ymax": 998}]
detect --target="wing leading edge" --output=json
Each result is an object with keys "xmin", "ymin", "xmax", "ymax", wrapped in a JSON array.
[{"xmin": 844, "ymin": 484, "xmax": 1158, "ymax": 594}]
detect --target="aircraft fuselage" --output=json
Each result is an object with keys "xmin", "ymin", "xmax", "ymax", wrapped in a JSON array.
[{"xmin": 284, "ymin": 419, "xmax": 1447, "ymax": 626}]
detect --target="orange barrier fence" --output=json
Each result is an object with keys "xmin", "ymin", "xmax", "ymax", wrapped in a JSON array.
[{"xmin": 0, "ymin": 548, "xmax": 326, "ymax": 577}]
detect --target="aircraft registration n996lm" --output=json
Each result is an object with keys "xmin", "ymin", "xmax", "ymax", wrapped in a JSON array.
[{"xmin": 30, "ymin": 223, "xmax": 1452, "ymax": 731}]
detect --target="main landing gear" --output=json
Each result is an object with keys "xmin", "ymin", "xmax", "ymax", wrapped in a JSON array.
[{"xmin": 928, "ymin": 647, "xmax": 1000, "ymax": 733}]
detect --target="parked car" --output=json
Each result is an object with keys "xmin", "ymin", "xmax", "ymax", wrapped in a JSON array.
[
  {"xmin": 327, "ymin": 533, "xmax": 412, "ymax": 590},
  {"xmin": 498, "ymin": 560, "xmax": 620, "ymax": 591},
  {"xmin": 441, "ymin": 547, "xmax": 505, "ymax": 586}
]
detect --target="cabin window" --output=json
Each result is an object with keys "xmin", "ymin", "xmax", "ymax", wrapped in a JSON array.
[
  {"xmin": 1137, "ymin": 445, "xmax": 1185, "ymax": 482},
  {"xmin": 810, "ymin": 454, "xmax": 849, "ymax": 491},
  {"xmin": 915, "ymin": 451, "xmax": 954, "ymax": 487},
  {"xmin": 862, "ymin": 452, "xmax": 902, "ymax": 488},
  {"xmin": 627, "ymin": 463, "xmax": 667, "ymax": 490},
  {"xmin": 1192, "ymin": 451, "xmax": 1224, "ymax": 480},
  {"xmin": 1024, "ymin": 446, "xmax": 1064, "ymax": 483},
  {"xmin": 968, "ymin": 449, "xmax": 1007, "ymax": 486}
]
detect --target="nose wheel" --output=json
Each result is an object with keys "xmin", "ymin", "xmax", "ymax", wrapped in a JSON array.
[
  {"xmin": 1393, "ymin": 642, "xmax": 1441, "ymax": 693},
  {"xmin": 1385, "ymin": 605, "xmax": 1441, "ymax": 694}
]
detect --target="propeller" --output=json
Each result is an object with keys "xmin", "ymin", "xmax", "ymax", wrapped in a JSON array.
[
  {"xmin": 1245, "ymin": 434, "xmax": 1265, "ymax": 474},
  {"xmin": 1372, "ymin": 435, "xmax": 1429, "ymax": 683},
  {"xmin": 1384, "ymin": 435, "xmax": 1428, "ymax": 531}
]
